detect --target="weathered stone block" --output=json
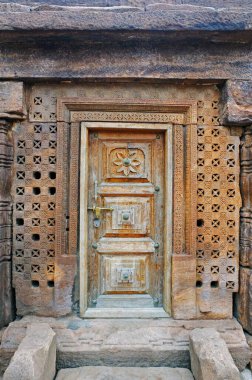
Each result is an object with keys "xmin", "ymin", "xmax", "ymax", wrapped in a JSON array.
[
  {"xmin": 172, "ymin": 255, "xmax": 196, "ymax": 319},
  {"xmin": 3, "ymin": 323, "xmax": 56, "ymax": 380},
  {"xmin": 220, "ymin": 80, "xmax": 252, "ymax": 126},
  {"xmin": 0, "ymin": 82, "xmax": 25, "ymax": 116},
  {"xmin": 189, "ymin": 328, "xmax": 240, "ymax": 380},
  {"xmin": 237, "ymin": 267, "xmax": 252, "ymax": 334},
  {"xmin": 0, "ymin": 261, "xmax": 13, "ymax": 329}
]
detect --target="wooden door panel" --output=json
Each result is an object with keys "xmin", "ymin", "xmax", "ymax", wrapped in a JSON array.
[
  {"xmin": 97, "ymin": 237, "xmax": 155, "ymax": 253},
  {"xmin": 101, "ymin": 142, "xmax": 152, "ymax": 182},
  {"xmin": 100, "ymin": 254, "xmax": 150, "ymax": 294},
  {"xmin": 88, "ymin": 129, "xmax": 164, "ymax": 308},
  {"xmin": 103, "ymin": 196, "xmax": 153, "ymax": 237}
]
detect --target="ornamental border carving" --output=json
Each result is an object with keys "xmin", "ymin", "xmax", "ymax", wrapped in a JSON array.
[{"xmin": 57, "ymin": 97, "xmax": 198, "ymax": 125}]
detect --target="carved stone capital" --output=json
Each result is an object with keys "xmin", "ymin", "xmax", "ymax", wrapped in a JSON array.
[{"xmin": 220, "ymin": 80, "xmax": 252, "ymax": 126}]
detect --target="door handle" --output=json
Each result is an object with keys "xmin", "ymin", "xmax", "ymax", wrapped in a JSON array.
[{"xmin": 88, "ymin": 205, "xmax": 114, "ymax": 218}]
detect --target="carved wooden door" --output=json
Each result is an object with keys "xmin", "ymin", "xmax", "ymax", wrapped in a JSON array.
[{"xmin": 88, "ymin": 129, "xmax": 164, "ymax": 308}]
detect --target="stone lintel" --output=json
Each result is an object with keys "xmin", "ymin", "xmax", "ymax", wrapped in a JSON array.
[
  {"xmin": 220, "ymin": 80, "xmax": 252, "ymax": 126},
  {"xmin": 0, "ymin": 7, "xmax": 251, "ymax": 35},
  {"xmin": 0, "ymin": 41, "xmax": 251, "ymax": 80}
]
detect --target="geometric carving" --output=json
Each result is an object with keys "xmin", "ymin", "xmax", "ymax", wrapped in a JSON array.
[
  {"xmin": 100, "ymin": 255, "xmax": 150, "ymax": 294},
  {"xmin": 12, "ymin": 122, "xmax": 57, "ymax": 315},
  {"xmin": 103, "ymin": 196, "xmax": 152, "ymax": 237},
  {"xmin": 0, "ymin": 120, "xmax": 14, "ymax": 327},
  {"xmin": 196, "ymin": 125, "xmax": 241, "ymax": 318}
]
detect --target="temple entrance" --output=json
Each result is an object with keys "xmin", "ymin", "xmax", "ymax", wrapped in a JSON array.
[
  {"xmin": 87, "ymin": 129, "xmax": 165, "ymax": 309},
  {"xmin": 80, "ymin": 122, "xmax": 172, "ymax": 317}
]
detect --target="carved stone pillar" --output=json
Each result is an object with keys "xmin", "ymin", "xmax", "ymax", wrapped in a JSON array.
[
  {"xmin": 0, "ymin": 121, "xmax": 14, "ymax": 327},
  {"xmin": 238, "ymin": 126, "xmax": 252, "ymax": 333},
  {"xmin": 221, "ymin": 79, "xmax": 252, "ymax": 333},
  {"xmin": 0, "ymin": 82, "xmax": 25, "ymax": 328}
]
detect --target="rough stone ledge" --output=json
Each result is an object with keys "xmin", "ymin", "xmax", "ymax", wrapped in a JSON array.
[
  {"xmin": 0, "ymin": 316, "xmax": 250, "ymax": 373},
  {"xmin": 0, "ymin": 8, "xmax": 251, "ymax": 33}
]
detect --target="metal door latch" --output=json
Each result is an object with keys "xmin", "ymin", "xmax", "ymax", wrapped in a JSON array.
[{"xmin": 88, "ymin": 205, "xmax": 114, "ymax": 219}]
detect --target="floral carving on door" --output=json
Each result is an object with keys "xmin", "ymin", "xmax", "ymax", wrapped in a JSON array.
[{"xmin": 113, "ymin": 149, "xmax": 141, "ymax": 176}]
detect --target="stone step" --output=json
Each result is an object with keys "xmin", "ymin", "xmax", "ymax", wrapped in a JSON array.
[
  {"xmin": 0, "ymin": 316, "xmax": 250, "ymax": 373},
  {"xmin": 56, "ymin": 366, "xmax": 194, "ymax": 380}
]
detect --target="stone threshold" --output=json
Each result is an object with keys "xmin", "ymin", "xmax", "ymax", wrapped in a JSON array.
[
  {"xmin": 84, "ymin": 307, "xmax": 169, "ymax": 318},
  {"xmin": 56, "ymin": 366, "xmax": 194, "ymax": 380},
  {"xmin": 0, "ymin": 316, "xmax": 250, "ymax": 373}
]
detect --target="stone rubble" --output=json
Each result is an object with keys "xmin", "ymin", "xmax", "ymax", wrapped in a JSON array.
[{"xmin": 189, "ymin": 328, "xmax": 241, "ymax": 380}]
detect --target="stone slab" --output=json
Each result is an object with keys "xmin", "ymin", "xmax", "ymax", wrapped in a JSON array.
[
  {"xmin": 0, "ymin": 7, "xmax": 251, "ymax": 33},
  {"xmin": 3, "ymin": 323, "xmax": 56, "ymax": 380},
  {"xmin": 220, "ymin": 80, "xmax": 252, "ymax": 126},
  {"xmin": 189, "ymin": 328, "xmax": 240, "ymax": 380},
  {"xmin": 0, "ymin": 316, "xmax": 250, "ymax": 373},
  {"xmin": 0, "ymin": 39, "xmax": 251, "ymax": 81},
  {"xmin": 0, "ymin": 0, "xmax": 251, "ymax": 8},
  {"xmin": 56, "ymin": 366, "xmax": 194, "ymax": 380}
]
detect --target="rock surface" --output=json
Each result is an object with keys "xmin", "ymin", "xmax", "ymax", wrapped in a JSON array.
[
  {"xmin": 220, "ymin": 80, "xmax": 252, "ymax": 126},
  {"xmin": 3, "ymin": 323, "xmax": 56, "ymax": 380},
  {"xmin": 189, "ymin": 328, "xmax": 240, "ymax": 380}
]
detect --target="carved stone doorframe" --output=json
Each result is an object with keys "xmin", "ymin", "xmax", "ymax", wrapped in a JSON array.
[
  {"xmin": 56, "ymin": 97, "xmax": 198, "ymax": 318},
  {"xmin": 80, "ymin": 122, "xmax": 173, "ymax": 317}
]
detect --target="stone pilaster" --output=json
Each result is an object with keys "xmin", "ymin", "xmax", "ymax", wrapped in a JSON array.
[
  {"xmin": 221, "ymin": 80, "xmax": 252, "ymax": 333},
  {"xmin": 0, "ymin": 121, "xmax": 14, "ymax": 328},
  {"xmin": 238, "ymin": 126, "xmax": 252, "ymax": 333},
  {"xmin": 0, "ymin": 82, "xmax": 25, "ymax": 328}
]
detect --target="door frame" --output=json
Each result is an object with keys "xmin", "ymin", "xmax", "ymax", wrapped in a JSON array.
[
  {"xmin": 56, "ymin": 96, "xmax": 198, "ymax": 319},
  {"xmin": 79, "ymin": 122, "xmax": 173, "ymax": 317}
]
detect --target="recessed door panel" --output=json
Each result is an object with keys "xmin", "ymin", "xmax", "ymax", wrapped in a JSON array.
[{"xmin": 103, "ymin": 196, "xmax": 153, "ymax": 237}]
